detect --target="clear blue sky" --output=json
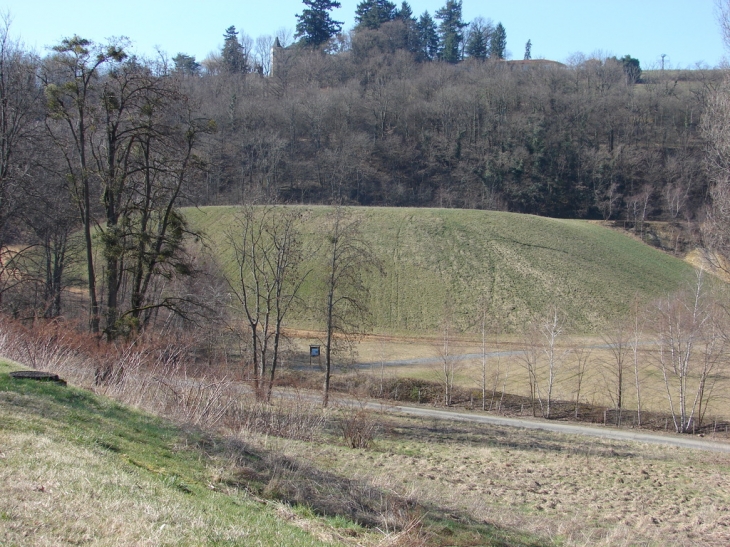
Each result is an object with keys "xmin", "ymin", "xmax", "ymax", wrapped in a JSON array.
[{"xmin": 4, "ymin": 0, "xmax": 724, "ymax": 68}]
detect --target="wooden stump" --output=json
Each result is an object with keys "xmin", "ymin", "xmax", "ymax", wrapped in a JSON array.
[{"xmin": 9, "ymin": 370, "xmax": 67, "ymax": 386}]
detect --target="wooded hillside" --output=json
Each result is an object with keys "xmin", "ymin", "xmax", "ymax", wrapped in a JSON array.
[
  {"xmin": 190, "ymin": 46, "xmax": 716, "ymax": 221},
  {"xmin": 0, "ymin": 4, "xmax": 724, "ymax": 333}
]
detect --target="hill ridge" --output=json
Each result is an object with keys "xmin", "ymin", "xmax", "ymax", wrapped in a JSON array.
[{"xmin": 186, "ymin": 206, "xmax": 695, "ymax": 333}]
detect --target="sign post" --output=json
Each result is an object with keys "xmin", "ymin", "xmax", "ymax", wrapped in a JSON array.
[{"xmin": 309, "ymin": 345, "xmax": 321, "ymax": 369}]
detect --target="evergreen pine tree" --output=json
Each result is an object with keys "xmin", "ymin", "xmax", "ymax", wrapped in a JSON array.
[
  {"xmin": 295, "ymin": 0, "xmax": 343, "ymax": 47},
  {"xmin": 524, "ymin": 39, "xmax": 532, "ymax": 60},
  {"xmin": 465, "ymin": 18, "xmax": 490, "ymax": 60},
  {"xmin": 396, "ymin": 2, "xmax": 421, "ymax": 55},
  {"xmin": 417, "ymin": 11, "xmax": 439, "ymax": 61},
  {"xmin": 222, "ymin": 26, "xmax": 247, "ymax": 73},
  {"xmin": 172, "ymin": 53, "xmax": 200, "ymax": 75},
  {"xmin": 618, "ymin": 54, "xmax": 641, "ymax": 83},
  {"xmin": 435, "ymin": 0, "xmax": 466, "ymax": 64},
  {"xmin": 355, "ymin": 0, "xmax": 397, "ymax": 30},
  {"xmin": 489, "ymin": 22, "xmax": 507, "ymax": 60},
  {"xmin": 396, "ymin": 1, "xmax": 413, "ymax": 20}
]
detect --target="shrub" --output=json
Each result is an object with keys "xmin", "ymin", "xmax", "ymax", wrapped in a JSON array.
[{"xmin": 339, "ymin": 408, "xmax": 379, "ymax": 449}]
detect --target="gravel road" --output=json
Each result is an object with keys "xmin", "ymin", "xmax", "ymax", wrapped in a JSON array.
[{"xmin": 335, "ymin": 397, "xmax": 730, "ymax": 454}]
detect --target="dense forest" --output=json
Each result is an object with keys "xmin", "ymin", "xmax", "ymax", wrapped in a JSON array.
[
  {"xmin": 181, "ymin": 0, "xmax": 717, "ymax": 221},
  {"xmin": 0, "ymin": 0, "xmax": 726, "ymax": 334}
]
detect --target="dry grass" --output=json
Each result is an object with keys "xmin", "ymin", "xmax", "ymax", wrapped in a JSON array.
[
  {"xmin": 4, "ymin": 318, "xmax": 730, "ymax": 546},
  {"xmin": 296, "ymin": 333, "xmax": 730, "ymax": 426},
  {"xmin": 0, "ymin": 375, "xmax": 341, "ymax": 547},
  {"xmin": 0, "ymin": 429, "xmax": 235, "ymax": 546},
  {"xmin": 282, "ymin": 412, "xmax": 730, "ymax": 547}
]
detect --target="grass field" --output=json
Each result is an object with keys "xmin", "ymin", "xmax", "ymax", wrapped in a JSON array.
[
  {"xmin": 0, "ymin": 361, "xmax": 347, "ymax": 547},
  {"xmin": 3, "ymin": 357, "xmax": 730, "ymax": 547},
  {"xmin": 185, "ymin": 206, "xmax": 695, "ymax": 334},
  {"xmin": 307, "ymin": 407, "xmax": 730, "ymax": 547}
]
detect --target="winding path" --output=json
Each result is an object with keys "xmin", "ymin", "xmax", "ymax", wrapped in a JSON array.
[{"xmin": 328, "ymin": 396, "xmax": 730, "ymax": 454}]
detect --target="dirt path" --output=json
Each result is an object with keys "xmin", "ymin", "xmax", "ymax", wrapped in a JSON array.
[{"xmin": 331, "ymin": 396, "xmax": 730, "ymax": 453}]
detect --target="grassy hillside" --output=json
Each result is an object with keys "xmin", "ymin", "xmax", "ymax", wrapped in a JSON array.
[
  {"xmin": 0, "ymin": 361, "xmax": 341, "ymax": 547},
  {"xmin": 4, "ymin": 353, "xmax": 730, "ymax": 547},
  {"xmin": 186, "ymin": 206, "xmax": 695, "ymax": 333},
  {"xmin": 0, "ymin": 360, "xmax": 553, "ymax": 547}
]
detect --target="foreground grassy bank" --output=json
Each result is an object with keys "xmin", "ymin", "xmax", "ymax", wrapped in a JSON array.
[
  {"xmin": 0, "ymin": 361, "xmax": 549, "ymax": 547},
  {"xmin": 186, "ymin": 206, "xmax": 694, "ymax": 333},
  {"xmin": 0, "ymin": 361, "xmax": 343, "ymax": 547},
  {"xmin": 3, "ymin": 345, "xmax": 730, "ymax": 546}
]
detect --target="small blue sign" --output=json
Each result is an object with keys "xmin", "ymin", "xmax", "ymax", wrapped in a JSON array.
[{"xmin": 310, "ymin": 345, "xmax": 320, "ymax": 357}]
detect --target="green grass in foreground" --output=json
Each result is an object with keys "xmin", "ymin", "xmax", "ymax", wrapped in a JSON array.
[
  {"xmin": 186, "ymin": 206, "xmax": 694, "ymax": 333},
  {"xmin": 0, "ymin": 361, "xmax": 336, "ymax": 547},
  {"xmin": 0, "ymin": 361, "xmax": 550, "ymax": 547}
]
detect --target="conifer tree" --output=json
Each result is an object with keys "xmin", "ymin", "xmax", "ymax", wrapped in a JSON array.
[
  {"xmin": 396, "ymin": 1, "xmax": 413, "ymax": 20},
  {"xmin": 435, "ymin": 0, "xmax": 466, "ymax": 64},
  {"xmin": 417, "ymin": 11, "xmax": 439, "ymax": 61},
  {"xmin": 222, "ymin": 26, "xmax": 247, "ymax": 73},
  {"xmin": 396, "ymin": 2, "xmax": 421, "ymax": 55},
  {"xmin": 489, "ymin": 22, "xmax": 507, "ymax": 60},
  {"xmin": 465, "ymin": 17, "xmax": 491, "ymax": 60},
  {"xmin": 355, "ymin": 0, "xmax": 397, "ymax": 30},
  {"xmin": 295, "ymin": 0, "xmax": 343, "ymax": 47},
  {"xmin": 172, "ymin": 53, "xmax": 200, "ymax": 75}
]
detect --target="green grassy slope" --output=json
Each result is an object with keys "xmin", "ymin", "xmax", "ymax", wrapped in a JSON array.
[
  {"xmin": 186, "ymin": 206, "xmax": 695, "ymax": 333},
  {"xmin": 0, "ymin": 361, "xmax": 341, "ymax": 547}
]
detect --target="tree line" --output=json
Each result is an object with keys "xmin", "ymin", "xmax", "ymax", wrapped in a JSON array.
[
  {"xmin": 161, "ymin": 0, "xmax": 711, "ymax": 222},
  {"xmin": 472, "ymin": 269, "xmax": 729, "ymax": 435},
  {"xmin": 292, "ymin": 0, "xmax": 510, "ymax": 62},
  {"xmin": 201, "ymin": 0, "xmax": 511, "ymax": 73},
  {"xmin": 188, "ymin": 42, "xmax": 712, "ymax": 220}
]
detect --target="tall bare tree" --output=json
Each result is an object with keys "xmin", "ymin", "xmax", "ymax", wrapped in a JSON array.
[
  {"xmin": 653, "ymin": 270, "xmax": 725, "ymax": 433},
  {"xmin": 602, "ymin": 316, "xmax": 631, "ymax": 426},
  {"xmin": 436, "ymin": 304, "xmax": 458, "ymax": 406},
  {"xmin": 703, "ymin": 76, "xmax": 730, "ymax": 270},
  {"xmin": 227, "ymin": 206, "xmax": 309, "ymax": 401},
  {"xmin": 0, "ymin": 18, "xmax": 44, "ymax": 308},
  {"xmin": 43, "ymin": 36, "xmax": 125, "ymax": 333},
  {"xmin": 629, "ymin": 296, "xmax": 646, "ymax": 426},
  {"xmin": 44, "ymin": 38, "xmax": 208, "ymax": 338},
  {"xmin": 539, "ymin": 305, "xmax": 569, "ymax": 419},
  {"xmin": 571, "ymin": 346, "xmax": 591, "ymax": 419},
  {"xmin": 519, "ymin": 320, "xmax": 541, "ymax": 417},
  {"xmin": 321, "ymin": 206, "xmax": 382, "ymax": 407}
]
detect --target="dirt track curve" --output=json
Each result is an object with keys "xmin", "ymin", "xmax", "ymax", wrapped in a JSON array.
[{"xmin": 327, "ymin": 396, "xmax": 730, "ymax": 454}]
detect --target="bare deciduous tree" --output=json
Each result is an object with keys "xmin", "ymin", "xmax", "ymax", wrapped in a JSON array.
[
  {"xmin": 702, "ymin": 76, "xmax": 730, "ymax": 271},
  {"xmin": 478, "ymin": 297, "xmax": 490, "ymax": 411},
  {"xmin": 629, "ymin": 296, "xmax": 646, "ymax": 426},
  {"xmin": 42, "ymin": 36, "xmax": 124, "ymax": 333},
  {"xmin": 436, "ymin": 304, "xmax": 458, "ymax": 406},
  {"xmin": 519, "ymin": 320, "xmax": 541, "ymax": 417},
  {"xmin": 321, "ymin": 206, "xmax": 382, "ymax": 407},
  {"xmin": 227, "ymin": 206, "xmax": 309, "ymax": 401},
  {"xmin": 602, "ymin": 316, "xmax": 631, "ymax": 426},
  {"xmin": 520, "ymin": 305, "xmax": 570, "ymax": 419},
  {"xmin": 0, "ymin": 18, "xmax": 44, "ymax": 309},
  {"xmin": 539, "ymin": 305, "xmax": 569, "ymax": 419},
  {"xmin": 653, "ymin": 270, "xmax": 726, "ymax": 433},
  {"xmin": 571, "ymin": 346, "xmax": 591, "ymax": 419},
  {"xmin": 44, "ymin": 38, "xmax": 209, "ymax": 338}
]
